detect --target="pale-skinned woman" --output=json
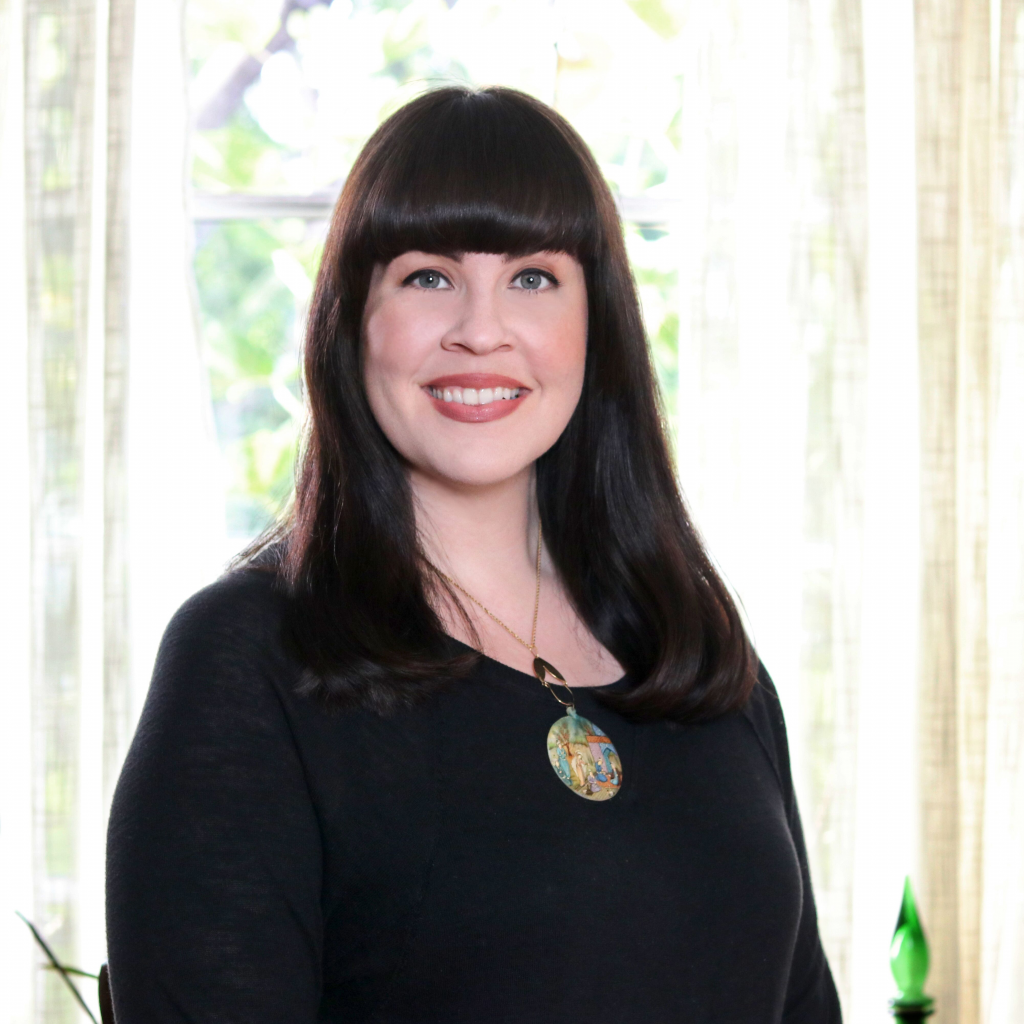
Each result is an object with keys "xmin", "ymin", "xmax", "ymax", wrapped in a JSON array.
[{"xmin": 106, "ymin": 85, "xmax": 842, "ymax": 1023}]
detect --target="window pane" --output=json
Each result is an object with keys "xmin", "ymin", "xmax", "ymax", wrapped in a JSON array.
[
  {"xmin": 187, "ymin": 1, "xmax": 684, "ymax": 197},
  {"xmin": 193, "ymin": 217, "xmax": 322, "ymax": 539}
]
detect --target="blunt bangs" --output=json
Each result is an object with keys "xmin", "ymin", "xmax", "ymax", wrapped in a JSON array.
[{"xmin": 346, "ymin": 87, "xmax": 604, "ymax": 266}]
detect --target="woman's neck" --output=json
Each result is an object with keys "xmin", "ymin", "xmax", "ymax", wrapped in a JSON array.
[
  {"xmin": 410, "ymin": 465, "xmax": 540, "ymax": 596},
  {"xmin": 409, "ymin": 464, "xmax": 625, "ymax": 687}
]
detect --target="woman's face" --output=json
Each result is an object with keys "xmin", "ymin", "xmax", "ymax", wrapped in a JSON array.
[{"xmin": 362, "ymin": 250, "xmax": 588, "ymax": 488}]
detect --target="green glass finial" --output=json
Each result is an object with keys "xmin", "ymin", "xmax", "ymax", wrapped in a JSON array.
[{"xmin": 889, "ymin": 877, "xmax": 934, "ymax": 1017}]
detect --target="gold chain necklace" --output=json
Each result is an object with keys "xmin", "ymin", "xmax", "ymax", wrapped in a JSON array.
[{"xmin": 432, "ymin": 521, "xmax": 623, "ymax": 802}]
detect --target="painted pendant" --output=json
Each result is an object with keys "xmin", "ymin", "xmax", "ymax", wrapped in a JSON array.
[{"xmin": 546, "ymin": 707, "xmax": 622, "ymax": 801}]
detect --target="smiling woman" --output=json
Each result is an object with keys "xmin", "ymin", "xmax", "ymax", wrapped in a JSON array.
[
  {"xmin": 105, "ymin": 86, "xmax": 841, "ymax": 1023},
  {"xmin": 270, "ymin": 85, "xmax": 750, "ymax": 712}
]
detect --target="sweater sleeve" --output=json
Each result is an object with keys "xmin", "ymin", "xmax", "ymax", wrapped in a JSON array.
[
  {"xmin": 105, "ymin": 572, "xmax": 323, "ymax": 1024},
  {"xmin": 743, "ymin": 663, "xmax": 843, "ymax": 1024}
]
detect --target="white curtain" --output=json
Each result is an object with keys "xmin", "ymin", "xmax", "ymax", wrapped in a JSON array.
[
  {"xmin": 672, "ymin": 1, "xmax": 1024, "ymax": 1021},
  {"xmin": 673, "ymin": 1, "xmax": 879, "ymax": 1012},
  {"xmin": 0, "ymin": 0, "xmax": 224, "ymax": 1020}
]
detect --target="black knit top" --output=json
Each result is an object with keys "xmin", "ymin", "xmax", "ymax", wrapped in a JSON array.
[{"xmin": 106, "ymin": 569, "xmax": 841, "ymax": 1023}]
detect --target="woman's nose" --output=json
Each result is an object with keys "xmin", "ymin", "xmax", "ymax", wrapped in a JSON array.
[{"xmin": 440, "ymin": 288, "xmax": 512, "ymax": 354}]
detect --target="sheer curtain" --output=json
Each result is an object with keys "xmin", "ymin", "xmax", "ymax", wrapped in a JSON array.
[
  {"xmin": 916, "ymin": 2, "xmax": 1024, "ymax": 1021},
  {"xmin": 985, "ymin": 11, "xmax": 1024, "ymax": 1022},
  {"xmin": 1, "ymin": 2, "xmax": 1023, "ymax": 1023},
  {"xmin": 673, "ymin": 3, "xmax": 888, "ymax": 1015},
  {"xmin": 672, "ymin": 2, "xmax": 1024, "ymax": 1022},
  {"xmin": 0, "ymin": 0, "xmax": 224, "ymax": 1020}
]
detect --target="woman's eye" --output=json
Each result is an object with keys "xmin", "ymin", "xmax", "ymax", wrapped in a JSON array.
[
  {"xmin": 405, "ymin": 270, "xmax": 451, "ymax": 290},
  {"xmin": 512, "ymin": 269, "xmax": 556, "ymax": 291}
]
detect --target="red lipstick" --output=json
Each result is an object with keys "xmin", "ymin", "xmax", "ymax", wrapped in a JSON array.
[{"xmin": 421, "ymin": 372, "xmax": 530, "ymax": 423}]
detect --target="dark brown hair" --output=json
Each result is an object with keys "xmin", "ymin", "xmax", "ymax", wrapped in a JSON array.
[{"xmin": 249, "ymin": 85, "xmax": 755, "ymax": 721}]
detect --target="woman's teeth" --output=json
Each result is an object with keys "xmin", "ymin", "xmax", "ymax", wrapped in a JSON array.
[{"xmin": 427, "ymin": 386, "xmax": 522, "ymax": 406}]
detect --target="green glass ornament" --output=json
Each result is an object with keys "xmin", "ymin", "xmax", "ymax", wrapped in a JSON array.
[{"xmin": 889, "ymin": 877, "xmax": 934, "ymax": 1022}]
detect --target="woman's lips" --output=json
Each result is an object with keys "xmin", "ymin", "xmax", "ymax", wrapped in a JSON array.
[
  {"xmin": 422, "ymin": 372, "xmax": 530, "ymax": 423},
  {"xmin": 424, "ymin": 373, "xmax": 527, "ymax": 390},
  {"xmin": 425, "ymin": 388, "xmax": 528, "ymax": 422}
]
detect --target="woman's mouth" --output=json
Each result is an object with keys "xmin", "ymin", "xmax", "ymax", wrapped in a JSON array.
[
  {"xmin": 426, "ymin": 385, "xmax": 522, "ymax": 405},
  {"xmin": 422, "ymin": 374, "xmax": 529, "ymax": 423}
]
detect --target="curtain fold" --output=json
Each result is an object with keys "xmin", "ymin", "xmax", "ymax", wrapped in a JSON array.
[
  {"xmin": 915, "ymin": 3, "xmax": 990, "ymax": 1021},
  {"xmin": 22, "ymin": 0, "xmax": 107, "ymax": 1014},
  {"xmin": 103, "ymin": 0, "xmax": 134, "ymax": 816},
  {"xmin": 981, "ymin": 1, "xmax": 1024, "ymax": 1018},
  {"xmin": 0, "ymin": 0, "xmax": 37, "ymax": 1016},
  {"xmin": 852, "ymin": 1, "xmax": 922, "ymax": 1018},
  {"xmin": 789, "ymin": 0, "xmax": 870, "ymax": 1000},
  {"xmin": 126, "ymin": 0, "xmax": 226, "ymax": 716}
]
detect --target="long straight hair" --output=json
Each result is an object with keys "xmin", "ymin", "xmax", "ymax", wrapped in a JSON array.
[{"xmin": 249, "ymin": 85, "xmax": 755, "ymax": 721}]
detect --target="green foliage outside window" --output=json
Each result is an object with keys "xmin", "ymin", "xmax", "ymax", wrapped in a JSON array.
[{"xmin": 194, "ymin": 217, "xmax": 321, "ymax": 534}]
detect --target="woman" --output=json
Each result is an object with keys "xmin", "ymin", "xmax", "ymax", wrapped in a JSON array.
[{"xmin": 106, "ymin": 86, "xmax": 841, "ymax": 1022}]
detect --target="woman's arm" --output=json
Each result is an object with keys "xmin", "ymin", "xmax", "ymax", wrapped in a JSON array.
[
  {"xmin": 106, "ymin": 572, "xmax": 323, "ymax": 1022},
  {"xmin": 744, "ymin": 663, "xmax": 843, "ymax": 1023}
]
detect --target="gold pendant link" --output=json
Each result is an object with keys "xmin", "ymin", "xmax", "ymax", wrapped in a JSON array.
[{"xmin": 533, "ymin": 657, "xmax": 575, "ymax": 708}]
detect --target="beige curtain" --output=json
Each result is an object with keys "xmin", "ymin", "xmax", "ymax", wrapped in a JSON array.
[
  {"xmin": 676, "ymin": 0, "xmax": 1024, "ymax": 1021},
  {"xmin": 0, "ymin": 0, "xmax": 136, "ymax": 1016},
  {"xmin": 0, "ymin": 0, "xmax": 225, "ymax": 1019},
  {"xmin": 984, "ymin": 10, "xmax": 1024, "ymax": 1022},
  {"xmin": 916, "ymin": 1, "xmax": 1024, "ymax": 1022},
  {"xmin": 0, "ymin": 0, "xmax": 36, "ymax": 1015},
  {"xmin": 674, "ymin": 0, "xmax": 873, "ymax": 996}
]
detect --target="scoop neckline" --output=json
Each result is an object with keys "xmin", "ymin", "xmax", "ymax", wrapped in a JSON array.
[{"xmin": 445, "ymin": 635, "xmax": 632, "ymax": 694}]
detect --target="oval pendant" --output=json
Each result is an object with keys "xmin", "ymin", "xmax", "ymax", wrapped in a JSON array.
[{"xmin": 546, "ymin": 709, "xmax": 622, "ymax": 801}]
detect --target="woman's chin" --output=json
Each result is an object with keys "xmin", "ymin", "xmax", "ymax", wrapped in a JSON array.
[{"xmin": 410, "ymin": 455, "xmax": 537, "ymax": 492}]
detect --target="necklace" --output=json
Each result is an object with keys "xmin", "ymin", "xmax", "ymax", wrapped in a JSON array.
[{"xmin": 434, "ymin": 521, "xmax": 622, "ymax": 802}]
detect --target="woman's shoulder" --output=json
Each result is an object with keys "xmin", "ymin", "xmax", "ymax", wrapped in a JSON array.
[
  {"xmin": 148, "ymin": 567, "xmax": 297, "ymax": 710},
  {"xmin": 738, "ymin": 660, "xmax": 793, "ymax": 801},
  {"xmin": 115, "ymin": 568, "xmax": 310, "ymax": 829},
  {"xmin": 166, "ymin": 565, "xmax": 288, "ymax": 641},
  {"xmin": 741, "ymin": 660, "xmax": 785, "ymax": 729}
]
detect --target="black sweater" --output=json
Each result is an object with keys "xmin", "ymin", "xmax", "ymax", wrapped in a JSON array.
[{"xmin": 106, "ymin": 569, "xmax": 841, "ymax": 1023}]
